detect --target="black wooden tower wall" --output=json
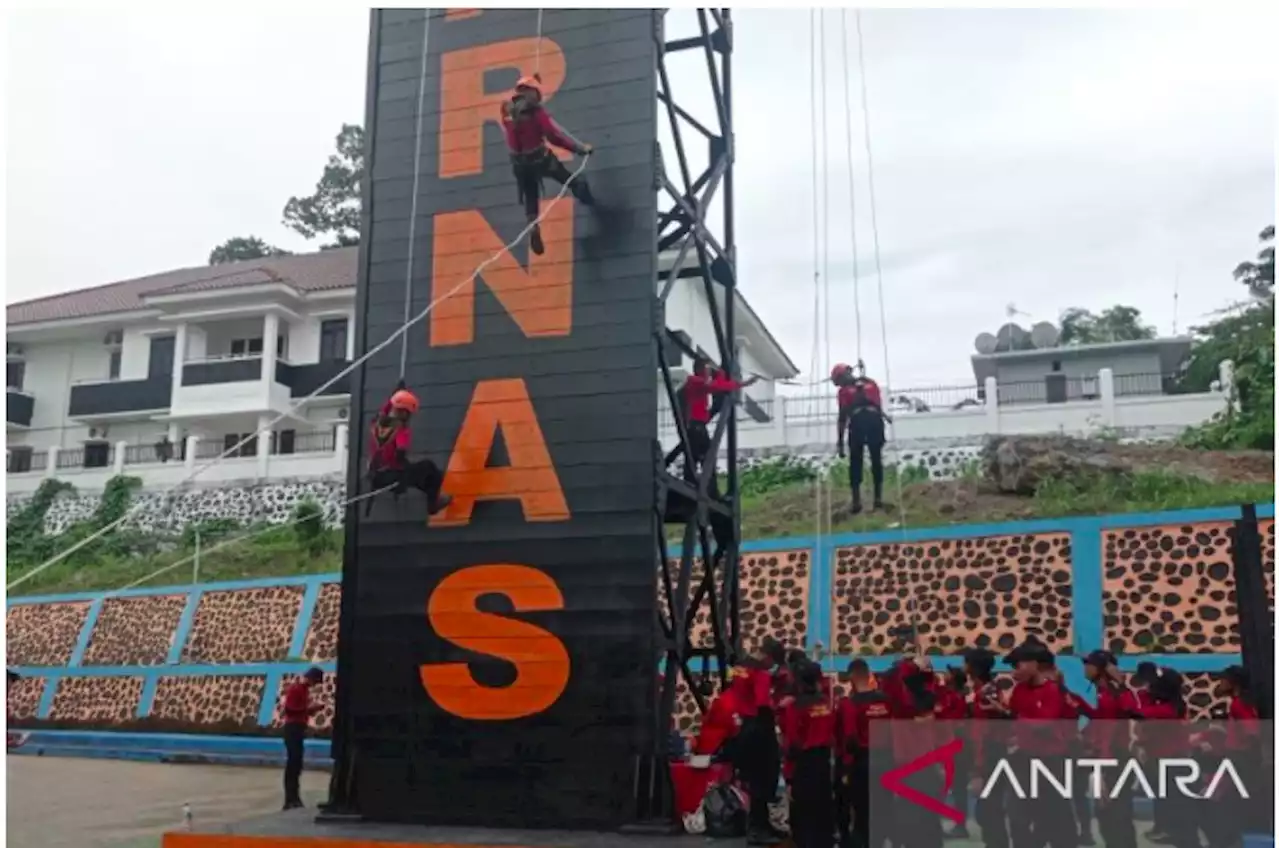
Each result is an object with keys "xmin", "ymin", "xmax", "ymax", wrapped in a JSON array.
[{"xmin": 334, "ymin": 8, "xmax": 661, "ymax": 829}]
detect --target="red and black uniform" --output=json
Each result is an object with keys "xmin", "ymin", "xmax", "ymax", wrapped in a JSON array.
[
  {"xmin": 728, "ymin": 658, "xmax": 779, "ymax": 836},
  {"xmin": 837, "ymin": 689, "xmax": 894, "ymax": 848},
  {"xmin": 366, "ymin": 395, "xmax": 445, "ymax": 514},
  {"xmin": 883, "ymin": 661, "xmax": 945, "ymax": 848},
  {"xmin": 665, "ymin": 369, "xmax": 748, "ymax": 484},
  {"xmin": 499, "ymin": 83, "xmax": 593, "ymax": 244},
  {"xmin": 1219, "ymin": 695, "xmax": 1265, "ymax": 841},
  {"xmin": 1007, "ymin": 676, "xmax": 1076, "ymax": 848},
  {"xmin": 783, "ymin": 693, "xmax": 837, "ymax": 848},
  {"xmin": 694, "ymin": 688, "xmax": 741, "ymax": 757},
  {"xmin": 969, "ymin": 680, "xmax": 1010, "ymax": 848},
  {"xmin": 836, "ymin": 376, "xmax": 887, "ymax": 510},
  {"xmin": 281, "ymin": 678, "xmax": 319, "ymax": 808}
]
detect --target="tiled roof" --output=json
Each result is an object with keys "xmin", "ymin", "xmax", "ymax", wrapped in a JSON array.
[{"xmin": 6, "ymin": 248, "xmax": 358, "ymax": 326}]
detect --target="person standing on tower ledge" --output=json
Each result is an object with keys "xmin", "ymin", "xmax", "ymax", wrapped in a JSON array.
[
  {"xmin": 281, "ymin": 667, "xmax": 324, "ymax": 810},
  {"xmin": 665, "ymin": 358, "xmax": 759, "ymax": 485},
  {"xmin": 500, "ymin": 74, "xmax": 595, "ymax": 256},
  {"xmin": 832, "ymin": 361, "xmax": 891, "ymax": 514}
]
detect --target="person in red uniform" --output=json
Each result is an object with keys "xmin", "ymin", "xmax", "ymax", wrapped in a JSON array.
[
  {"xmin": 1212, "ymin": 666, "xmax": 1264, "ymax": 843},
  {"xmin": 1066, "ymin": 651, "xmax": 1137, "ymax": 848},
  {"xmin": 963, "ymin": 648, "xmax": 1010, "ymax": 848},
  {"xmin": 366, "ymin": 382, "xmax": 452, "ymax": 515},
  {"xmin": 665, "ymin": 359, "xmax": 759, "ymax": 485},
  {"xmin": 694, "ymin": 683, "xmax": 742, "ymax": 758},
  {"xmin": 832, "ymin": 361, "xmax": 892, "ymax": 514},
  {"xmin": 883, "ymin": 657, "xmax": 944, "ymax": 848},
  {"xmin": 1004, "ymin": 639, "xmax": 1075, "ymax": 848},
  {"xmin": 1040, "ymin": 658, "xmax": 1094, "ymax": 846},
  {"xmin": 729, "ymin": 638, "xmax": 785, "ymax": 845},
  {"xmin": 935, "ymin": 666, "xmax": 973, "ymax": 841},
  {"xmin": 782, "ymin": 661, "xmax": 836, "ymax": 848},
  {"xmin": 836, "ymin": 660, "xmax": 893, "ymax": 848},
  {"xmin": 1133, "ymin": 669, "xmax": 1198, "ymax": 848},
  {"xmin": 499, "ymin": 74, "xmax": 595, "ymax": 256},
  {"xmin": 281, "ymin": 667, "xmax": 324, "ymax": 810}
]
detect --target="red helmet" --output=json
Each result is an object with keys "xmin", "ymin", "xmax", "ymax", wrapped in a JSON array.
[
  {"xmin": 830, "ymin": 363, "xmax": 852, "ymax": 383},
  {"xmin": 515, "ymin": 75, "xmax": 542, "ymax": 97},
  {"xmin": 389, "ymin": 389, "xmax": 419, "ymax": 415}
]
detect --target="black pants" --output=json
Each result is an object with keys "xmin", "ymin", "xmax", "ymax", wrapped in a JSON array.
[
  {"xmin": 848, "ymin": 413, "xmax": 884, "ymax": 506},
  {"xmin": 283, "ymin": 723, "xmax": 306, "ymax": 806},
  {"xmin": 1006, "ymin": 755, "xmax": 1076, "ymax": 848},
  {"xmin": 368, "ymin": 460, "xmax": 444, "ymax": 514},
  {"xmin": 975, "ymin": 773, "xmax": 1010, "ymax": 848},
  {"xmin": 738, "ymin": 715, "xmax": 780, "ymax": 833},
  {"xmin": 513, "ymin": 149, "xmax": 593, "ymax": 220},
  {"xmin": 791, "ymin": 747, "xmax": 834, "ymax": 848},
  {"xmin": 1094, "ymin": 778, "xmax": 1134, "ymax": 848},
  {"xmin": 665, "ymin": 420, "xmax": 712, "ymax": 484},
  {"xmin": 890, "ymin": 766, "xmax": 944, "ymax": 848},
  {"xmin": 949, "ymin": 744, "xmax": 973, "ymax": 831},
  {"xmin": 847, "ymin": 753, "xmax": 894, "ymax": 848}
]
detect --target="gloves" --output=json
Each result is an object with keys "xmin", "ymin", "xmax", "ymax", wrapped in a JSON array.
[{"xmin": 579, "ymin": 143, "xmax": 594, "ymax": 155}]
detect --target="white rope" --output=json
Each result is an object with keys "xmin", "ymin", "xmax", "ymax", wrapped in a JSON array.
[
  {"xmin": 7, "ymin": 153, "xmax": 594, "ymax": 593},
  {"xmin": 399, "ymin": 9, "xmax": 432, "ymax": 379},
  {"xmin": 839, "ymin": 9, "xmax": 864, "ymax": 365},
  {"xmin": 534, "ymin": 9, "xmax": 544, "ymax": 76},
  {"xmin": 807, "ymin": 9, "xmax": 825, "ymax": 549}
]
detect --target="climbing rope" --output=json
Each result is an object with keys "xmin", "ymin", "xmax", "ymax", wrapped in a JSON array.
[
  {"xmin": 838, "ymin": 9, "xmax": 864, "ymax": 365},
  {"xmin": 534, "ymin": 9, "xmax": 544, "ymax": 75},
  {"xmin": 7, "ymin": 147, "xmax": 593, "ymax": 592},
  {"xmin": 400, "ymin": 9, "xmax": 433, "ymax": 379},
  {"xmin": 807, "ymin": 8, "xmax": 828, "ymax": 552}
]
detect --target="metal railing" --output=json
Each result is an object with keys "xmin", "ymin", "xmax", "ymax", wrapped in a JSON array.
[
  {"xmin": 123, "ymin": 442, "xmax": 185, "ymax": 465},
  {"xmin": 286, "ymin": 430, "xmax": 336, "ymax": 455},
  {"xmin": 6, "ymin": 450, "xmax": 47, "ymax": 474},
  {"xmin": 1113, "ymin": 372, "xmax": 1180, "ymax": 398}
]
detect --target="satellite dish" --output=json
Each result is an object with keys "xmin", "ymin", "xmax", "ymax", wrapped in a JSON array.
[
  {"xmin": 1030, "ymin": 322, "xmax": 1061, "ymax": 349},
  {"xmin": 995, "ymin": 322, "xmax": 1029, "ymax": 352},
  {"xmin": 974, "ymin": 332, "xmax": 998, "ymax": 355}
]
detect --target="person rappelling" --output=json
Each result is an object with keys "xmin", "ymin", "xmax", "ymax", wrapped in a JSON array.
[
  {"xmin": 500, "ymin": 74, "xmax": 595, "ymax": 256},
  {"xmin": 664, "ymin": 357, "xmax": 759, "ymax": 486},
  {"xmin": 831, "ymin": 361, "xmax": 891, "ymax": 514},
  {"xmin": 366, "ymin": 381, "xmax": 453, "ymax": 516}
]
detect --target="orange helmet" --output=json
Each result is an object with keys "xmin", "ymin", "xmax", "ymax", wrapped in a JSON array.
[
  {"xmin": 515, "ymin": 75, "xmax": 542, "ymax": 96},
  {"xmin": 830, "ymin": 363, "xmax": 852, "ymax": 383},
  {"xmin": 389, "ymin": 389, "xmax": 419, "ymax": 415}
]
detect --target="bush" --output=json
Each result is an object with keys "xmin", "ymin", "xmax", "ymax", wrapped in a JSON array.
[{"xmin": 292, "ymin": 498, "xmax": 328, "ymax": 557}]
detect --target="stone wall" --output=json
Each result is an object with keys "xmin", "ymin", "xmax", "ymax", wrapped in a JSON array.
[{"xmin": 7, "ymin": 506, "xmax": 1272, "ymax": 737}]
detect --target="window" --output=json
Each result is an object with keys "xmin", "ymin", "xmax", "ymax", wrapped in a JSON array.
[
  {"xmin": 230, "ymin": 338, "xmax": 264, "ymax": 357},
  {"xmin": 6, "ymin": 360, "xmax": 24, "ymax": 391},
  {"xmin": 108, "ymin": 350, "xmax": 122, "ymax": 380},
  {"xmin": 319, "ymin": 318, "xmax": 349, "ymax": 362},
  {"xmin": 8, "ymin": 447, "xmax": 33, "ymax": 473},
  {"xmin": 223, "ymin": 433, "xmax": 258, "ymax": 458},
  {"xmin": 272, "ymin": 429, "xmax": 297, "ymax": 455}
]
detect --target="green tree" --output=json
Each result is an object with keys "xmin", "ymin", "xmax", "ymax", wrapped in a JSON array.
[
  {"xmin": 282, "ymin": 123, "xmax": 364, "ymax": 248},
  {"xmin": 1180, "ymin": 224, "xmax": 1275, "ymax": 450},
  {"xmin": 1059, "ymin": 305, "xmax": 1157, "ymax": 345},
  {"xmin": 208, "ymin": 236, "xmax": 290, "ymax": 265}
]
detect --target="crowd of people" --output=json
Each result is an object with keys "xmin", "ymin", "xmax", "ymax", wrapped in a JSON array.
[{"xmin": 690, "ymin": 636, "xmax": 1266, "ymax": 848}]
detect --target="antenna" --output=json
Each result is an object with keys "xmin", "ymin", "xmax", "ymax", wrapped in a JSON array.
[
  {"xmin": 1172, "ymin": 262, "xmax": 1180, "ymax": 335},
  {"xmin": 1005, "ymin": 302, "xmax": 1031, "ymax": 320}
]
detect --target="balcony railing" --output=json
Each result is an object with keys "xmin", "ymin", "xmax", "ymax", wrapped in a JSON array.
[
  {"xmin": 275, "ymin": 360, "xmax": 351, "ymax": 397},
  {"xmin": 123, "ymin": 442, "xmax": 186, "ymax": 466},
  {"xmin": 181, "ymin": 356, "xmax": 262, "ymax": 386},
  {"xmin": 68, "ymin": 377, "xmax": 171, "ymax": 417},
  {"xmin": 6, "ymin": 449, "xmax": 47, "ymax": 474},
  {"xmin": 6, "ymin": 388, "xmax": 34, "ymax": 427}
]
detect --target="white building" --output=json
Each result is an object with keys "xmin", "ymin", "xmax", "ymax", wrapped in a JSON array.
[{"xmin": 6, "ymin": 248, "xmax": 801, "ymax": 495}]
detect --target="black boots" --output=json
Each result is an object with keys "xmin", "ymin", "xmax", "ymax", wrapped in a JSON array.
[{"xmin": 529, "ymin": 224, "xmax": 544, "ymax": 255}]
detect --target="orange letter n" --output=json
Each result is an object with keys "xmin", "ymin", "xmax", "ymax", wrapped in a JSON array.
[
  {"xmin": 420, "ymin": 564, "xmax": 570, "ymax": 720},
  {"xmin": 430, "ymin": 378, "xmax": 570, "ymax": 527},
  {"xmin": 439, "ymin": 38, "xmax": 568, "ymax": 179},
  {"xmin": 430, "ymin": 202, "xmax": 574, "ymax": 348}
]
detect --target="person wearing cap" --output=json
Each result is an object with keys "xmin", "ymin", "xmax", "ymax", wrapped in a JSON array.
[
  {"xmin": 832, "ymin": 361, "xmax": 891, "ymax": 514},
  {"xmin": 366, "ymin": 381, "xmax": 452, "ymax": 516},
  {"xmin": 1133, "ymin": 669, "xmax": 1198, "ymax": 848},
  {"xmin": 962, "ymin": 648, "xmax": 1010, "ymax": 848},
  {"xmin": 1068, "ymin": 651, "xmax": 1137, "ymax": 848},
  {"xmin": 780, "ymin": 661, "xmax": 836, "ymax": 848},
  {"xmin": 728, "ymin": 637, "xmax": 785, "ymax": 845},
  {"xmin": 1212, "ymin": 666, "xmax": 1263, "ymax": 844},
  {"xmin": 884, "ymin": 657, "xmax": 945, "ymax": 848},
  {"xmin": 500, "ymin": 74, "xmax": 595, "ymax": 256},
  {"xmin": 281, "ymin": 667, "xmax": 325, "ymax": 810},
  {"xmin": 836, "ymin": 659, "xmax": 893, "ymax": 848},
  {"xmin": 1004, "ymin": 639, "xmax": 1075, "ymax": 848},
  {"xmin": 1038, "ymin": 656, "xmax": 1094, "ymax": 846}
]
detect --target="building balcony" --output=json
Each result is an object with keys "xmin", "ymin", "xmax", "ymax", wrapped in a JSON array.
[
  {"xmin": 67, "ymin": 377, "xmax": 172, "ymax": 418},
  {"xmin": 6, "ymin": 388, "xmax": 34, "ymax": 427},
  {"xmin": 181, "ymin": 355, "xmax": 263, "ymax": 386},
  {"xmin": 274, "ymin": 360, "xmax": 351, "ymax": 398}
]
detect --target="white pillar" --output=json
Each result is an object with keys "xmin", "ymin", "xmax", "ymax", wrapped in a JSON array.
[
  {"xmin": 45, "ymin": 446, "xmax": 59, "ymax": 478},
  {"xmin": 171, "ymin": 323, "xmax": 188, "ymax": 400},
  {"xmin": 257, "ymin": 413, "xmax": 272, "ymax": 479},
  {"xmin": 1097, "ymin": 368, "xmax": 1116, "ymax": 427},
  {"xmin": 345, "ymin": 311, "xmax": 356, "ymax": 360},
  {"xmin": 334, "ymin": 424, "xmax": 349, "ymax": 473},
  {"xmin": 1218, "ymin": 359, "xmax": 1238, "ymax": 413},
  {"xmin": 262, "ymin": 313, "xmax": 280, "ymax": 385},
  {"xmin": 167, "ymin": 422, "xmax": 182, "ymax": 443},
  {"xmin": 185, "ymin": 437, "xmax": 198, "ymax": 472},
  {"xmin": 983, "ymin": 376, "xmax": 1000, "ymax": 434},
  {"xmin": 113, "ymin": 441, "xmax": 127, "ymax": 474}
]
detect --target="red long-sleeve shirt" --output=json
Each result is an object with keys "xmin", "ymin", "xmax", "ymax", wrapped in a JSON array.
[
  {"xmin": 838, "ymin": 379, "xmax": 883, "ymax": 412},
  {"xmin": 282, "ymin": 681, "xmax": 317, "ymax": 727},
  {"xmin": 837, "ymin": 690, "xmax": 892, "ymax": 763},
  {"xmin": 727, "ymin": 662, "xmax": 772, "ymax": 719},
  {"xmin": 783, "ymin": 697, "xmax": 837, "ymax": 754},
  {"xmin": 694, "ymin": 691, "xmax": 741, "ymax": 755},
  {"xmin": 1008, "ymin": 678, "xmax": 1069, "ymax": 754},
  {"xmin": 968, "ymin": 681, "xmax": 1006, "ymax": 770},
  {"xmin": 1070, "ymin": 685, "xmax": 1138, "ymax": 757},
  {"xmin": 500, "ymin": 102, "xmax": 582, "ymax": 156},
  {"xmin": 1134, "ymin": 700, "xmax": 1184, "ymax": 757},
  {"xmin": 1225, "ymin": 696, "xmax": 1260, "ymax": 752},
  {"xmin": 684, "ymin": 372, "xmax": 745, "ymax": 424}
]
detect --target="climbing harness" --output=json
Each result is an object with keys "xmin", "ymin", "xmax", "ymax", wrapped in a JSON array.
[
  {"xmin": 9, "ymin": 144, "xmax": 592, "ymax": 591},
  {"xmin": 399, "ymin": 9, "xmax": 432, "ymax": 379}
]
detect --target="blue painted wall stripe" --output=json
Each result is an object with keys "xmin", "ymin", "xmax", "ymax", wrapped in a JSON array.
[
  {"xmin": 11, "ymin": 661, "xmax": 339, "ymax": 680},
  {"xmin": 809, "ymin": 535, "xmax": 831, "ymax": 651},
  {"xmin": 290, "ymin": 580, "xmax": 322, "ymax": 659},
  {"xmin": 137, "ymin": 673, "xmax": 159, "ymax": 718},
  {"xmin": 168, "ymin": 590, "xmax": 203, "ymax": 665},
  {"xmin": 35, "ymin": 675, "xmax": 58, "ymax": 719},
  {"xmin": 258, "ymin": 670, "xmax": 282, "ymax": 727},
  {"xmin": 1070, "ymin": 518, "xmax": 1104, "ymax": 657},
  {"xmin": 67, "ymin": 598, "xmax": 104, "ymax": 668}
]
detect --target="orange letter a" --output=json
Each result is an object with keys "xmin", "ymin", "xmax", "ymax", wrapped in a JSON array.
[{"xmin": 430, "ymin": 378, "xmax": 570, "ymax": 527}]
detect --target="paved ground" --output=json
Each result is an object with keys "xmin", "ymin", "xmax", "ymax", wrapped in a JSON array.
[{"xmin": 6, "ymin": 756, "xmax": 329, "ymax": 847}]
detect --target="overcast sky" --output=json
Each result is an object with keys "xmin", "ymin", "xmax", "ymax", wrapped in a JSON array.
[{"xmin": 5, "ymin": 8, "xmax": 1275, "ymax": 388}]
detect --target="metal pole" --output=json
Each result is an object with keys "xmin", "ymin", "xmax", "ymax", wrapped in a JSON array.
[
  {"xmin": 193, "ymin": 527, "xmax": 201, "ymax": 586},
  {"xmin": 1232, "ymin": 503, "xmax": 1272, "ymax": 720}
]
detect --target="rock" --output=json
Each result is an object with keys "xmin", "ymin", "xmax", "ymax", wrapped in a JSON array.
[{"xmin": 982, "ymin": 435, "xmax": 1137, "ymax": 496}]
